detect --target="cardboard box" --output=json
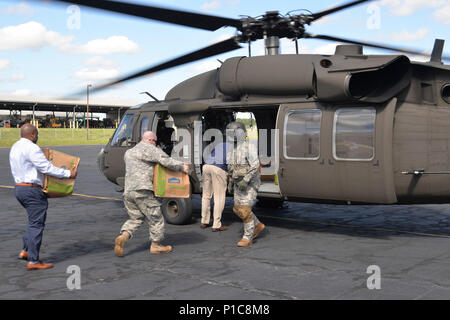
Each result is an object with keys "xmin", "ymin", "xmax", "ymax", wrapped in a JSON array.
[
  {"xmin": 153, "ymin": 164, "xmax": 190, "ymax": 198},
  {"xmin": 42, "ymin": 148, "xmax": 80, "ymax": 198}
]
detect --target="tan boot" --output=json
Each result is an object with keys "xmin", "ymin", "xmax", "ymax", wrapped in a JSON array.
[
  {"xmin": 150, "ymin": 242, "xmax": 173, "ymax": 254},
  {"xmin": 114, "ymin": 231, "xmax": 130, "ymax": 257},
  {"xmin": 253, "ymin": 223, "xmax": 265, "ymax": 239},
  {"xmin": 237, "ymin": 238, "xmax": 253, "ymax": 247}
]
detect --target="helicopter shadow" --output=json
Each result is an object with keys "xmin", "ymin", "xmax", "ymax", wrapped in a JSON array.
[{"xmin": 189, "ymin": 195, "xmax": 450, "ymax": 240}]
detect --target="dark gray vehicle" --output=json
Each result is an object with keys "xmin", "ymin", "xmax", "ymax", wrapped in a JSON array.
[{"xmin": 44, "ymin": 1, "xmax": 450, "ymax": 224}]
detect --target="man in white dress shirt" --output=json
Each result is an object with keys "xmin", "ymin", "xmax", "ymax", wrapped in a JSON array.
[{"xmin": 9, "ymin": 124, "xmax": 77, "ymax": 270}]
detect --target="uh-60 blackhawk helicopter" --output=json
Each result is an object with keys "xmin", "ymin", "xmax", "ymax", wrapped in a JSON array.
[{"xmin": 45, "ymin": 0, "xmax": 449, "ymax": 224}]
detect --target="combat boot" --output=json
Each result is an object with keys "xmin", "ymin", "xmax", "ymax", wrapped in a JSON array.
[
  {"xmin": 114, "ymin": 231, "xmax": 131, "ymax": 257},
  {"xmin": 150, "ymin": 242, "xmax": 173, "ymax": 254},
  {"xmin": 237, "ymin": 238, "xmax": 253, "ymax": 247},
  {"xmin": 253, "ymin": 223, "xmax": 265, "ymax": 239}
]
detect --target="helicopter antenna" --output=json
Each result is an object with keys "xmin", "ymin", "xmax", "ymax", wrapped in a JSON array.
[
  {"xmin": 430, "ymin": 39, "xmax": 445, "ymax": 63},
  {"xmin": 294, "ymin": 38, "xmax": 299, "ymax": 54},
  {"xmin": 140, "ymin": 91, "xmax": 160, "ymax": 102}
]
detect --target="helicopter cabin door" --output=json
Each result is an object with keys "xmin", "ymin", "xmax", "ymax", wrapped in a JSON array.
[{"xmin": 277, "ymin": 99, "xmax": 397, "ymax": 203}]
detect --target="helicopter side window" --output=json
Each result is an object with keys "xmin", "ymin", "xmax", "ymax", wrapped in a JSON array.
[
  {"xmin": 284, "ymin": 109, "xmax": 321, "ymax": 160},
  {"xmin": 110, "ymin": 114, "xmax": 134, "ymax": 147},
  {"xmin": 333, "ymin": 107, "xmax": 376, "ymax": 161}
]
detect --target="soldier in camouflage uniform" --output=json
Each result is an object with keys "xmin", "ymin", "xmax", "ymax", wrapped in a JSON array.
[
  {"xmin": 226, "ymin": 122, "xmax": 265, "ymax": 247},
  {"xmin": 114, "ymin": 131, "xmax": 189, "ymax": 257}
]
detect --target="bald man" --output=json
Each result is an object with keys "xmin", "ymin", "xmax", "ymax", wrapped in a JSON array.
[
  {"xmin": 9, "ymin": 124, "xmax": 77, "ymax": 270},
  {"xmin": 114, "ymin": 131, "xmax": 189, "ymax": 257}
]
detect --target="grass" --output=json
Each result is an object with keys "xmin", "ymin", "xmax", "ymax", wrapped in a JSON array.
[{"xmin": 0, "ymin": 128, "xmax": 116, "ymax": 147}]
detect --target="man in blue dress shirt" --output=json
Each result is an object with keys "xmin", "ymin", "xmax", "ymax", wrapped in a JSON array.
[
  {"xmin": 9, "ymin": 124, "xmax": 77, "ymax": 270},
  {"xmin": 201, "ymin": 140, "xmax": 232, "ymax": 231}
]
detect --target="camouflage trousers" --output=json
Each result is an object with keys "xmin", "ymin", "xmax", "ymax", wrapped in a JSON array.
[
  {"xmin": 233, "ymin": 178, "xmax": 261, "ymax": 241},
  {"xmin": 121, "ymin": 190, "xmax": 164, "ymax": 242}
]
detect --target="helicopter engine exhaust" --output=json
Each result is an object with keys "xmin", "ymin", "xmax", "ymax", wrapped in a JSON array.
[{"xmin": 218, "ymin": 54, "xmax": 411, "ymax": 103}]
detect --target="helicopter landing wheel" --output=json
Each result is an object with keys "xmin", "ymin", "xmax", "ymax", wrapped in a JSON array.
[{"xmin": 161, "ymin": 197, "xmax": 193, "ymax": 225}]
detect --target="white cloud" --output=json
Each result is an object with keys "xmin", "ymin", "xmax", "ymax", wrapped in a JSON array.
[
  {"xmin": 0, "ymin": 59, "xmax": 10, "ymax": 70},
  {"xmin": 0, "ymin": 22, "xmax": 139, "ymax": 55},
  {"xmin": 74, "ymin": 67, "xmax": 120, "ymax": 81},
  {"xmin": 434, "ymin": 4, "xmax": 450, "ymax": 24},
  {"xmin": 0, "ymin": 21, "xmax": 73, "ymax": 51},
  {"xmin": 211, "ymin": 33, "xmax": 235, "ymax": 44},
  {"xmin": 201, "ymin": 0, "xmax": 221, "ymax": 11},
  {"xmin": 11, "ymin": 89, "xmax": 32, "ymax": 96},
  {"xmin": 380, "ymin": 0, "xmax": 446, "ymax": 16},
  {"xmin": 11, "ymin": 74, "xmax": 25, "ymax": 81},
  {"xmin": 84, "ymin": 56, "xmax": 116, "ymax": 68},
  {"xmin": 63, "ymin": 36, "xmax": 140, "ymax": 55},
  {"xmin": 389, "ymin": 27, "xmax": 429, "ymax": 41},
  {"xmin": 1, "ymin": 2, "xmax": 35, "ymax": 15},
  {"xmin": 191, "ymin": 60, "xmax": 221, "ymax": 74},
  {"xmin": 74, "ymin": 56, "xmax": 119, "ymax": 83}
]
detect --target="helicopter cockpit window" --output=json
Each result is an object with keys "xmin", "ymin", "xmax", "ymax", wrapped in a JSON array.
[
  {"xmin": 284, "ymin": 109, "xmax": 321, "ymax": 160},
  {"xmin": 139, "ymin": 116, "xmax": 150, "ymax": 140},
  {"xmin": 442, "ymin": 84, "xmax": 450, "ymax": 104},
  {"xmin": 110, "ymin": 114, "xmax": 134, "ymax": 147},
  {"xmin": 152, "ymin": 112, "xmax": 176, "ymax": 155},
  {"xmin": 333, "ymin": 107, "xmax": 376, "ymax": 161}
]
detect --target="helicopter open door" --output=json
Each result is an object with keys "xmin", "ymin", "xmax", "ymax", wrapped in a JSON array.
[{"xmin": 277, "ymin": 98, "xmax": 398, "ymax": 204}]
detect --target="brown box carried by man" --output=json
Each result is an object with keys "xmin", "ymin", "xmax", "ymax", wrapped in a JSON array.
[
  {"xmin": 153, "ymin": 163, "xmax": 190, "ymax": 198},
  {"xmin": 42, "ymin": 148, "xmax": 80, "ymax": 198}
]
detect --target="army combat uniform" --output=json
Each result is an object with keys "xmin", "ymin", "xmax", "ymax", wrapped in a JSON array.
[
  {"xmin": 120, "ymin": 141, "xmax": 184, "ymax": 243},
  {"xmin": 228, "ymin": 136, "xmax": 265, "ymax": 246}
]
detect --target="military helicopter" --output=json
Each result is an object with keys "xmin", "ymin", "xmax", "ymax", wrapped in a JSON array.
[{"xmin": 43, "ymin": 0, "xmax": 449, "ymax": 224}]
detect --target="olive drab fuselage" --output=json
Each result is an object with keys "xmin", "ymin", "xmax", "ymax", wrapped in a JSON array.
[{"xmin": 98, "ymin": 50, "xmax": 450, "ymax": 206}]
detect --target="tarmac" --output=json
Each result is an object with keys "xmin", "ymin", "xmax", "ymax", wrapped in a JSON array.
[{"xmin": 0, "ymin": 145, "xmax": 449, "ymax": 300}]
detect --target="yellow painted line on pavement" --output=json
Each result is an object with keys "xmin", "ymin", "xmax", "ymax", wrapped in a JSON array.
[
  {"xmin": 1, "ymin": 184, "xmax": 449, "ymax": 239},
  {"xmin": 0, "ymin": 185, "xmax": 121, "ymax": 201},
  {"xmin": 72, "ymin": 193, "xmax": 122, "ymax": 201}
]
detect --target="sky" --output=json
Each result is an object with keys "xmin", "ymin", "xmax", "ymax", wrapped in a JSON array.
[{"xmin": 0, "ymin": 0, "xmax": 449, "ymax": 107}]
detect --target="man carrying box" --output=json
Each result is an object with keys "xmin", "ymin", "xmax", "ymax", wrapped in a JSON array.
[
  {"xmin": 114, "ymin": 131, "xmax": 189, "ymax": 257},
  {"xmin": 9, "ymin": 124, "xmax": 77, "ymax": 270}
]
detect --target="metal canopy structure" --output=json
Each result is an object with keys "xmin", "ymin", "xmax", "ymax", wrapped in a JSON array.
[{"xmin": 0, "ymin": 98, "xmax": 132, "ymax": 114}]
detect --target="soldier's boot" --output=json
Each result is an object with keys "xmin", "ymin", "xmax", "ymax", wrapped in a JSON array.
[
  {"xmin": 237, "ymin": 238, "xmax": 253, "ymax": 247},
  {"xmin": 150, "ymin": 242, "xmax": 173, "ymax": 254},
  {"xmin": 114, "ymin": 231, "xmax": 131, "ymax": 257},
  {"xmin": 253, "ymin": 223, "xmax": 265, "ymax": 239}
]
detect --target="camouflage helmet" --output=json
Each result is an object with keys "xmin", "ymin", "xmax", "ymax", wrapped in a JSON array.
[
  {"xmin": 226, "ymin": 121, "xmax": 247, "ymax": 141},
  {"xmin": 226, "ymin": 121, "xmax": 247, "ymax": 132}
]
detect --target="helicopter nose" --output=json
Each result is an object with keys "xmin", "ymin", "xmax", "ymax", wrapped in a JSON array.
[{"xmin": 97, "ymin": 148, "xmax": 106, "ymax": 174}]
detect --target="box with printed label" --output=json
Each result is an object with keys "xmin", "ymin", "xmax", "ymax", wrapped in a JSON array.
[{"xmin": 153, "ymin": 164, "xmax": 190, "ymax": 198}]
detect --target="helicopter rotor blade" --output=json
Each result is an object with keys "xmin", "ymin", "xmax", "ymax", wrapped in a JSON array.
[
  {"xmin": 305, "ymin": 33, "xmax": 450, "ymax": 60},
  {"xmin": 309, "ymin": 0, "xmax": 371, "ymax": 22},
  {"xmin": 70, "ymin": 37, "xmax": 242, "ymax": 96},
  {"xmin": 38, "ymin": 0, "xmax": 241, "ymax": 31}
]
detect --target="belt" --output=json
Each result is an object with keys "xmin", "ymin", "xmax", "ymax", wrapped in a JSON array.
[{"xmin": 16, "ymin": 183, "xmax": 41, "ymax": 188}]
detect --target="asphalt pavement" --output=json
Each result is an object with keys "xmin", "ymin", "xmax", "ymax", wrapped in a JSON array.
[{"xmin": 0, "ymin": 145, "xmax": 449, "ymax": 300}]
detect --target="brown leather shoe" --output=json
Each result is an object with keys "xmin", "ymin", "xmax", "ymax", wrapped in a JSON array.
[
  {"xmin": 200, "ymin": 223, "xmax": 209, "ymax": 229},
  {"xmin": 150, "ymin": 242, "xmax": 172, "ymax": 254},
  {"xmin": 212, "ymin": 226, "xmax": 228, "ymax": 232},
  {"xmin": 237, "ymin": 238, "xmax": 253, "ymax": 247},
  {"xmin": 18, "ymin": 250, "xmax": 28, "ymax": 260},
  {"xmin": 253, "ymin": 223, "xmax": 266, "ymax": 239},
  {"xmin": 27, "ymin": 261, "xmax": 53, "ymax": 270}
]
